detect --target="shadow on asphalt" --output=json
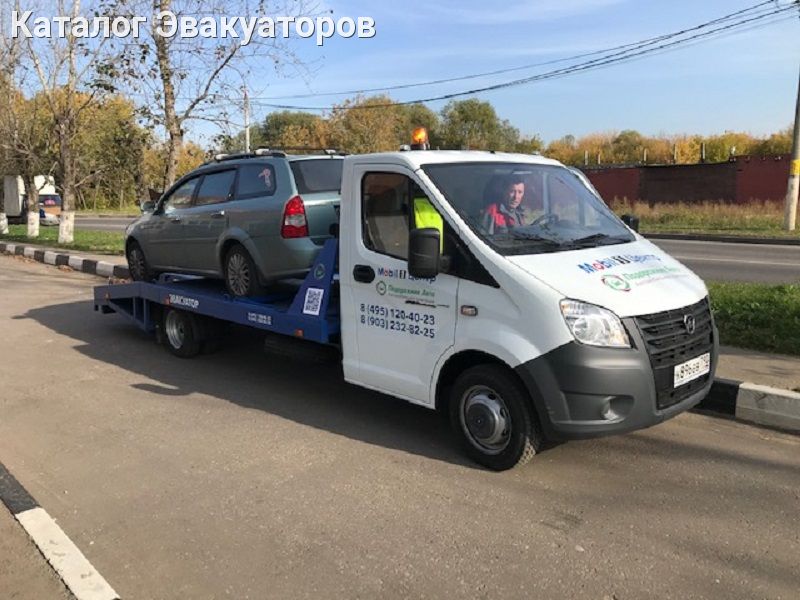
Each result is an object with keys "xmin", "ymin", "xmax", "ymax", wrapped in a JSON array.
[{"xmin": 23, "ymin": 299, "xmax": 476, "ymax": 469}]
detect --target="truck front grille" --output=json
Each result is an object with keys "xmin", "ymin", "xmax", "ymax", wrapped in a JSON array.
[{"xmin": 634, "ymin": 297, "xmax": 714, "ymax": 410}]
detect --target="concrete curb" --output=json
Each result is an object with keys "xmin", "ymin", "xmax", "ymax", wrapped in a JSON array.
[
  {"xmin": 696, "ymin": 378, "xmax": 800, "ymax": 433},
  {"xmin": 0, "ymin": 241, "xmax": 129, "ymax": 279},
  {"xmin": 644, "ymin": 232, "xmax": 800, "ymax": 246}
]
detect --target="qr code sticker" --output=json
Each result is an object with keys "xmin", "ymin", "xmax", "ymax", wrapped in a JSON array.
[{"xmin": 303, "ymin": 288, "xmax": 324, "ymax": 316}]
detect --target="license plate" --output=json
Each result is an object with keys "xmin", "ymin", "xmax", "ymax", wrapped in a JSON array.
[{"xmin": 673, "ymin": 353, "xmax": 711, "ymax": 388}]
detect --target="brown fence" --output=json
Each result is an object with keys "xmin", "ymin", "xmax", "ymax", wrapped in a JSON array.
[{"xmin": 581, "ymin": 154, "xmax": 791, "ymax": 204}]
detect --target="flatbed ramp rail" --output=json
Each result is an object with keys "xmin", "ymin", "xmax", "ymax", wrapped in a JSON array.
[{"xmin": 93, "ymin": 239, "xmax": 340, "ymax": 345}]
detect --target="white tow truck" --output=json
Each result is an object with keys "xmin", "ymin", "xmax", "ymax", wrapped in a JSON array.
[{"xmin": 95, "ymin": 131, "xmax": 718, "ymax": 470}]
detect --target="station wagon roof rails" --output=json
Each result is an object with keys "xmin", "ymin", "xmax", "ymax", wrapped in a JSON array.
[
  {"xmin": 206, "ymin": 150, "xmax": 288, "ymax": 165},
  {"xmin": 263, "ymin": 146, "xmax": 348, "ymax": 157}
]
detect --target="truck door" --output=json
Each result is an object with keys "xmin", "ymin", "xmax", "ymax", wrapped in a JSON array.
[{"xmin": 343, "ymin": 166, "xmax": 458, "ymax": 405}]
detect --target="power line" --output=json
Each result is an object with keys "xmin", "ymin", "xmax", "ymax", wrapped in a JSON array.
[
  {"xmin": 248, "ymin": 4, "xmax": 797, "ymax": 112},
  {"xmin": 250, "ymin": 0, "xmax": 780, "ymax": 101}
]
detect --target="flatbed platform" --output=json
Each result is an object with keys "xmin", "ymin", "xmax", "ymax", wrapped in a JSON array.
[{"xmin": 93, "ymin": 239, "xmax": 340, "ymax": 345}]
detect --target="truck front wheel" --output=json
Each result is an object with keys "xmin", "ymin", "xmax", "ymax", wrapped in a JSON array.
[{"xmin": 450, "ymin": 365, "xmax": 542, "ymax": 471}]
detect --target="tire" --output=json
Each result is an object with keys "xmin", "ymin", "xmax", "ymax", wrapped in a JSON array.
[
  {"xmin": 224, "ymin": 245, "xmax": 265, "ymax": 297},
  {"xmin": 449, "ymin": 364, "xmax": 542, "ymax": 471},
  {"xmin": 127, "ymin": 240, "xmax": 154, "ymax": 282},
  {"xmin": 162, "ymin": 308, "xmax": 202, "ymax": 358}
]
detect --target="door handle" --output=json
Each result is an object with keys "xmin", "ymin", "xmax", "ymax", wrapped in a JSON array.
[
  {"xmin": 211, "ymin": 210, "xmax": 225, "ymax": 219},
  {"xmin": 353, "ymin": 264, "xmax": 375, "ymax": 283}
]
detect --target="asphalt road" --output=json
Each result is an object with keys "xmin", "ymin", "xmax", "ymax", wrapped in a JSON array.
[
  {"xmin": 1, "ymin": 254, "xmax": 799, "ymax": 599},
  {"xmin": 75, "ymin": 216, "xmax": 133, "ymax": 231},
  {"xmin": 652, "ymin": 239, "xmax": 800, "ymax": 284}
]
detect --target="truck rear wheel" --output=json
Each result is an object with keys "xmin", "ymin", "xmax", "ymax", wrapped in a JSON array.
[
  {"xmin": 450, "ymin": 364, "xmax": 542, "ymax": 471},
  {"xmin": 162, "ymin": 308, "xmax": 202, "ymax": 358}
]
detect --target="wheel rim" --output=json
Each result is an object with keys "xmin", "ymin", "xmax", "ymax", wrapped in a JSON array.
[
  {"xmin": 227, "ymin": 252, "xmax": 250, "ymax": 296},
  {"xmin": 165, "ymin": 311, "xmax": 185, "ymax": 349},
  {"xmin": 460, "ymin": 385, "xmax": 512, "ymax": 454},
  {"xmin": 129, "ymin": 246, "xmax": 146, "ymax": 280}
]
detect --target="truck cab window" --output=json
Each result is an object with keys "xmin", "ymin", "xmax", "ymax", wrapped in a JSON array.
[{"xmin": 362, "ymin": 172, "xmax": 418, "ymax": 260}]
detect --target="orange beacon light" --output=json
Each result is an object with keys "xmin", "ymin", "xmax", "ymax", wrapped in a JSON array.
[{"xmin": 410, "ymin": 127, "xmax": 430, "ymax": 150}]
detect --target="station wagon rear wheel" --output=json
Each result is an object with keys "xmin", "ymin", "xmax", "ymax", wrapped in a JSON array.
[
  {"xmin": 224, "ymin": 245, "xmax": 264, "ymax": 297},
  {"xmin": 450, "ymin": 364, "xmax": 542, "ymax": 471},
  {"xmin": 127, "ymin": 240, "xmax": 153, "ymax": 282}
]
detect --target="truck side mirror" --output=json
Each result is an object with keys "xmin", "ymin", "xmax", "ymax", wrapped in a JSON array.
[
  {"xmin": 408, "ymin": 228, "xmax": 440, "ymax": 279},
  {"xmin": 140, "ymin": 200, "xmax": 156, "ymax": 214},
  {"xmin": 621, "ymin": 214, "xmax": 640, "ymax": 233}
]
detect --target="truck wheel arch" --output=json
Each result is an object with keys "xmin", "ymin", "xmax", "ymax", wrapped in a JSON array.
[{"xmin": 435, "ymin": 350, "xmax": 551, "ymax": 442}]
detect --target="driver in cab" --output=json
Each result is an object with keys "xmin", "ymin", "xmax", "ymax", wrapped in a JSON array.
[{"xmin": 481, "ymin": 176, "xmax": 535, "ymax": 235}]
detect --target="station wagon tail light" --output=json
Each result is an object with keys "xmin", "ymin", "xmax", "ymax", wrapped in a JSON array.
[{"xmin": 281, "ymin": 195, "xmax": 309, "ymax": 238}]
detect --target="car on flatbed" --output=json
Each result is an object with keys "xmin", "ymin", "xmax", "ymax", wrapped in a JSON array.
[{"xmin": 125, "ymin": 150, "xmax": 343, "ymax": 296}]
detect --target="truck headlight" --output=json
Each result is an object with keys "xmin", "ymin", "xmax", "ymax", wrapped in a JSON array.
[{"xmin": 559, "ymin": 299, "xmax": 630, "ymax": 348}]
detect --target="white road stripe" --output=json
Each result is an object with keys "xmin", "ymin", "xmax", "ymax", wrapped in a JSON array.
[
  {"xmin": 673, "ymin": 255, "xmax": 800, "ymax": 267},
  {"xmin": 15, "ymin": 507, "xmax": 119, "ymax": 600}
]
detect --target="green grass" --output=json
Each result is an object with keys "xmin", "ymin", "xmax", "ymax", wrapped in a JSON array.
[
  {"xmin": 708, "ymin": 282, "xmax": 800, "ymax": 356},
  {"xmin": 1, "ymin": 225, "xmax": 124, "ymax": 255},
  {"xmin": 611, "ymin": 199, "xmax": 800, "ymax": 239}
]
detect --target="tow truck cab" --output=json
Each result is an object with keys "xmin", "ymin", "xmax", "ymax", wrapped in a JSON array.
[{"xmin": 337, "ymin": 146, "xmax": 718, "ymax": 470}]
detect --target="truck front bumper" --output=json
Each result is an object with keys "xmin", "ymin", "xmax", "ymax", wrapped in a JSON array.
[{"xmin": 515, "ymin": 319, "xmax": 719, "ymax": 441}]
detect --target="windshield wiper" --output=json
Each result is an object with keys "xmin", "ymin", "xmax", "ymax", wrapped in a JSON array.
[
  {"xmin": 508, "ymin": 231, "xmax": 562, "ymax": 245},
  {"xmin": 568, "ymin": 233, "xmax": 631, "ymax": 247}
]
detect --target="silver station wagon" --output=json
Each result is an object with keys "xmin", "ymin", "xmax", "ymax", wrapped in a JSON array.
[{"xmin": 125, "ymin": 151, "xmax": 343, "ymax": 297}]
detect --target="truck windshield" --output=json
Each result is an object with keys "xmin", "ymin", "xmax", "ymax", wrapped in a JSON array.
[{"xmin": 422, "ymin": 162, "xmax": 635, "ymax": 256}]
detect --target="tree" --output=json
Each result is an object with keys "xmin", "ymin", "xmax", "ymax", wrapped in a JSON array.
[
  {"xmin": 440, "ymin": 99, "xmax": 503, "ymax": 150},
  {"xmin": 74, "ymin": 95, "xmax": 150, "ymax": 209},
  {"xmin": 327, "ymin": 96, "xmax": 404, "ymax": 153},
  {"xmin": 121, "ymin": 0, "xmax": 307, "ymax": 189},
  {"xmin": 13, "ymin": 0, "xmax": 123, "ymax": 243},
  {"xmin": 752, "ymin": 126, "xmax": 792, "ymax": 156}
]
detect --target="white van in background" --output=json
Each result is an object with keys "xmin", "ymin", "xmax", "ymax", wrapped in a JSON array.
[{"xmin": 2, "ymin": 175, "xmax": 61, "ymax": 225}]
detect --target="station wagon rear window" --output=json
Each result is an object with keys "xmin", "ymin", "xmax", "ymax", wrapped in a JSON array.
[{"xmin": 290, "ymin": 159, "xmax": 342, "ymax": 194}]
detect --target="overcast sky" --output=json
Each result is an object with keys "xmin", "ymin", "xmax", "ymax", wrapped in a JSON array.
[{"xmin": 214, "ymin": 0, "xmax": 798, "ymax": 143}]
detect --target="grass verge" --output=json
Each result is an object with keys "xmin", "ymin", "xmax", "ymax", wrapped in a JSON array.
[
  {"xmin": 708, "ymin": 282, "xmax": 800, "ymax": 356},
  {"xmin": 611, "ymin": 199, "xmax": 800, "ymax": 240},
  {"xmin": 1, "ymin": 225, "xmax": 125, "ymax": 255}
]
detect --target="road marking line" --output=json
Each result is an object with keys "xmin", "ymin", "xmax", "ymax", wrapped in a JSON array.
[
  {"xmin": 673, "ymin": 255, "xmax": 800, "ymax": 267},
  {"xmin": 1, "ymin": 462, "xmax": 119, "ymax": 600},
  {"xmin": 15, "ymin": 507, "xmax": 119, "ymax": 600}
]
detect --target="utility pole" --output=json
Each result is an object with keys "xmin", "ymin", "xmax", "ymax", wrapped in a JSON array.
[
  {"xmin": 784, "ymin": 64, "xmax": 800, "ymax": 231},
  {"xmin": 243, "ymin": 86, "xmax": 251, "ymax": 153}
]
